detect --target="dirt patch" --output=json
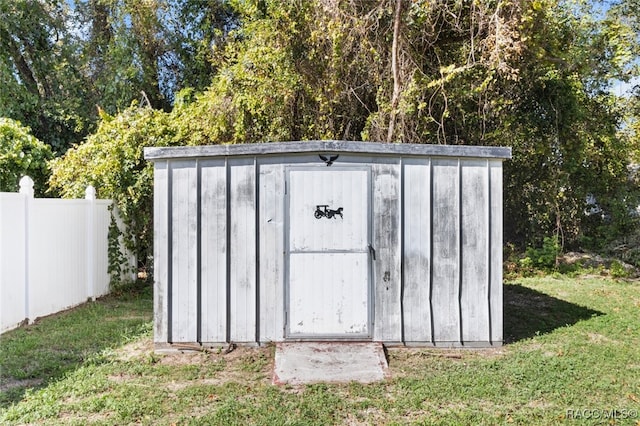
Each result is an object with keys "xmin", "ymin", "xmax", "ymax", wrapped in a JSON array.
[
  {"xmin": 158, "ymin": 350, "xmax": 211, "ymax": 366},
  {"xmin": 387, "ymin": 347, "xmax": 504, "ymax": 362},
  {"xmin": 156, "ymin": 344, "xmax": 272, "ymax": 368},
  {"xmin": 560, "ymin": 252, "xmax": 639, "ymax": 277},
  {"xmin": 112, "ymin": 338, "xmax": 154, "ymax": 361},
  {"xmin": 111, "ymin": 340, "xmax": 507, "ymax": 389},
  {"xmin": 164, "ymin": 378, "xmax": 223, "ymax": 391},
  {"xmin": 111, "ymin": 339, "xmax": 274, "ymax": 386},
  {"xmin": 587, "ymin": 333, "xmax": 615, "ymax": 344}
]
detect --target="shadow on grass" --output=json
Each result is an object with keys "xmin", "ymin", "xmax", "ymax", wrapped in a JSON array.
[
  {"xmin": 503, "ymin": 283, "xmax": 603, "ymax": 344},
  {"xmin": 0, "ymin": 283, "xmax": 152, "ymax": 409}
]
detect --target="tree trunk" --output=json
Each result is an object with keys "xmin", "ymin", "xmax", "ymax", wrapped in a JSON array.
[
  {"xmin": 1, "ymin": 28, "xmax": 39, "ymax": 96},
  {"xmin": 386, "ymin": 0, "xmax": 402, "ymax": 143}
]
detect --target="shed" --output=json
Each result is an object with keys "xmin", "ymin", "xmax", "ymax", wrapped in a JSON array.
[{"xmin": 144, "ymin": 141, "xmax": 511, "ymax": 349}]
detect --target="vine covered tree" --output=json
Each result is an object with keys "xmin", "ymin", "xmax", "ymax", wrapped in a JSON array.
[{"xmin": 49, "ymin": 0, "xmax": 640, "ymax": 269}]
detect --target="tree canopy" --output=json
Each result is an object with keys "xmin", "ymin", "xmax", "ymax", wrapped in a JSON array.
[
  {"xmin": 4, "ymin": 0, "xmax": 640, "ymax": 268},
  {"xmin": 0, "ymin": 0, "xmax": 235, "ymax": 151}
]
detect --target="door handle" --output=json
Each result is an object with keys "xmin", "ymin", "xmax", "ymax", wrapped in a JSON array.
[{"xmin": 368, "ymin": 244, "xmax": 376, "ymax": 260}]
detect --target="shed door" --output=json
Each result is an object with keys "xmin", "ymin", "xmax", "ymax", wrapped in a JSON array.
[{"xmin": 286, "ymin": 167, "xmax": 372, "ymax": 338}]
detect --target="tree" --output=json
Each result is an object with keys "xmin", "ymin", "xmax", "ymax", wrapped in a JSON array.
[
  {"xmin": 75, "ymin": 0, "xmax": 237, "ymax": 112},
  {"xmin": 0, "ymin": 0, "xmax": 237, "ymax": 153},
  {"xmin": 0, "ymin": 0, "xmax": 93, "ymax": 152},
  {"xmin": 51, "ymin": 0, "xmax": 640, "ymax": 265},
  {"xmin": 501, "ymin": 0, "xmax": 639, "ymax": 247},
  {"xmin": 165, "ymin": 0, "xmax": 238, "ymax": 92},
  {"xmin": 179, "ymin": 0, "xmax": 638, "ymax": 249}
]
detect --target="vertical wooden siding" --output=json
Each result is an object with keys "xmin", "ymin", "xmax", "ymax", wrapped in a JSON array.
[
  {"xmin": 229, "ymin": 159, "xmax": 257, "ymax": 342},
  {"xmin": 170, "ymin": 162, "xmax": 198, "ymax": 342},
  {"xmin": 402, "ymin": 158, "xmax": 503, "ymax": 346},
  {"xmin": 200, "ymin": 159, "xmax": 227, "ymax": 343},
  {"xmin": 258, "ymin": 161, "xmax": 285, "ymax": 342},
  {"xmin": 490, "ymin": 161, "xmax": 504, "ymax": 344},
  {"xmin": 158, "ymin": 158, "xmax": 259, "ymax": 344},
  {"xmin": 155, "ymin": 154, "xmax": 503, "ymax": 346},
  {"xmin": 460, "ymin": 160, "xmax": 489, "ymax": 343},
  {"xmin": 430, "ymin": 159, "xmax": 460, "ymax": 343},
  {"xmin": 372, "ymin": 162, "xmax": 402, "ymax": 342},
  {"xmin": 153, "ymin": 161, "xmax": 169, "ymax": 343},
  {"xmin": 403, "ymin": 158, "xmax": 432, "ymax": 342}
]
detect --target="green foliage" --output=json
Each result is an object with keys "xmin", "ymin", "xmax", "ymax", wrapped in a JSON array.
[
  {"xmin": 522, "ymin": 236, "xmax": 562, "ymax": 271},
  {"xmin": 0, "ymin": 118, "xmax": 53, "ymax": 196},
  {"xmin": 501, "ymin": 0, "xmax": 639, "ymax": 248},
  {"xmin": 36, "ymin": 0, "xmax": 640, "ymax": 276},
  {"xmin": 608, "ymin": 259, "xmax": 629, "ymax": 278},
  {"xmin": 77, "ymin": 0, "xmax": 171, "ymax": 112},
  {"xmin": 173, "ymin": 1, "xmax": 316, "ymax": 144},
  {"xmin": 606, "ymin": 221, "xmax": 640, "ymax": 268},
  {"xmin": 0, "ymin": 1, "xmax": 97, "ymax": 151},
  {"xmin": 0, "ymin": 1, "xmax": 238, "ymax": 152},
  {"xmin": 183, "ymin": 0, "xmax": 639, "ymax": 251},
  {"xmin": 49, "ymin": 105, "xmax": 178, "ymax": 277},
  {"xmin": 107, "ymin": 209, "xmax": 137, "ymax": 285}
]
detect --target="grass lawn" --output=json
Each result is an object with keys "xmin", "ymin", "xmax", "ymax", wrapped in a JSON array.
[{"xmin": 1, "ymin": 276, "xmax": 639, "ymax": 425}]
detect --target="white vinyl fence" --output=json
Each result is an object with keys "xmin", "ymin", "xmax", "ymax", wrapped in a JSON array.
[{"xmin": 1, "ymin": 177, "xmax": 116, "ymax": 333}]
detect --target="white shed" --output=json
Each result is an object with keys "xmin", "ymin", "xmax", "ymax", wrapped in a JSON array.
[{"xmin": 144, "ymin": 141, "xmax": 511, "ymax": 349}]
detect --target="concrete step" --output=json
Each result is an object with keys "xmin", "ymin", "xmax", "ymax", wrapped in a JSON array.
[{"xmin": 272, "ymin": 341, "xmax": 389, "ymax": 385}]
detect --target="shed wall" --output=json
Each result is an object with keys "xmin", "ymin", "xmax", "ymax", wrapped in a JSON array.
[
  {"xmin": 152, "ymin": 152, "xmax": 504, "ymax": 347},
  {"xmin": 401, "ymin": 158, "xmax": 503, "ymax": 346}
]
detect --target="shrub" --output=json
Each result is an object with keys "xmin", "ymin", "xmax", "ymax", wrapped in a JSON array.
[
  {"xmin": 609, "ymin": 260, "xmax": 629, "ymax": 278},
  {"xmin": 0, "ymin": 118, "xmax": 53, "ymax": 196},
  {"xmin": 49, "ymin": 105, "xmax": 178, "ymax": 282},
  {"xmin": 520, "ymin": 236, "xmax": 561, "ymax": 271}
]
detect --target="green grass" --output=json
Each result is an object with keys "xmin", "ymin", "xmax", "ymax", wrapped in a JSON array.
[
  {"xmin": 0, "ymin": 284, "xmax": 153, "ymax": 407},
  {"xmin": 1, "ymin": 276, "xmax": 639, "ymax": 425}
]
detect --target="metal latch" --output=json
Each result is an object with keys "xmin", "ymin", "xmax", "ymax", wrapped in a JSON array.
[{"xmin": 368, "ymin": 244, "xmax": 376, "ymax": 260}]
